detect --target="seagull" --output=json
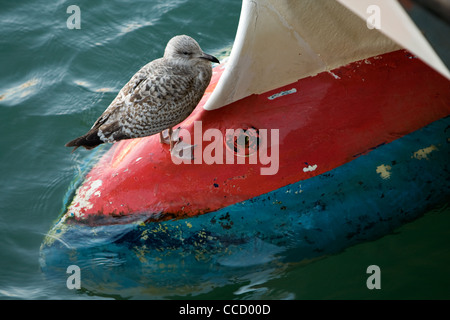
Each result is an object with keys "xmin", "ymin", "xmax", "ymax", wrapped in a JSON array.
[{"xmin": 65, "ymin": 35, "xmax": 219, "ymax": 152}]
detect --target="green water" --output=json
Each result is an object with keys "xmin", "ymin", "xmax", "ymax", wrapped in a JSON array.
[{"xmin": 0, "ymin": 0, "xmax": 449, "ymax": 299}]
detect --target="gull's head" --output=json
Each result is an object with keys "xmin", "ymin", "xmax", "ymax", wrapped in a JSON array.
[{"xmin": 164, "ymin": 35, "xmax": 220, "ymax": 66}]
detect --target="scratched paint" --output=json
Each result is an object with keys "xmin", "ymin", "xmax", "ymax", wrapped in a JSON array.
[
  {"xmin": 412, "ymin": 145, "xmax": 438, "ymax": 160},
  {"xmin": 376, "ymin": 164, "xmax": 392, "ymax": 179},
  {"xmin": 267, "ymin": 88, "xmax": 297, "ymax": 100},
  {"xmin": 327, "ymin": 71, "xmax": 341, "ymax": 79},
  {"xmin": 303, "ymin": 164, "xmax": 318, "ymax": 172}
]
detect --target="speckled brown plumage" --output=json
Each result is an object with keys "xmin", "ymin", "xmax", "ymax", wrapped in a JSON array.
[{"xmin": 65, "ymin": 35, "xmax": 219, "ymax": 151}]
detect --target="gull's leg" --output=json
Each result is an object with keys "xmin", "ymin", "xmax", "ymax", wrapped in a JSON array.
[
  {"xmin": 171, "ymin": 140, "xmax": 195, "ymax": 160},
  {"xmin": 160, "ymin": 127, "xmax": 184, "ymax": 153},
  {"xmin": 168, "ymin": 127, "xmax": 174, "ymax": 151},
  {"xmin": 157, "ymin": 126, "xmax": 194, "ymax": 160},
  {"xmin": 159, "ymin": 129, "xmax": 171, "ymax": 144}
]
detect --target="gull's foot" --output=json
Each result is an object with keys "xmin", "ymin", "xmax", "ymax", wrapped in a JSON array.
[
  {"xmin": 159, "ymin": 127, "xmax": 182, "ymax": 148},
  {"xmin": 171, "ymin": 140, "xmax": 195, "ymax": 160}
]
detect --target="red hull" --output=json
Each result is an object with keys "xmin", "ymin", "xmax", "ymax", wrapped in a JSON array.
[{"xmin": 67, "ymin": 50, "xmax": 450, "ymax": 223}]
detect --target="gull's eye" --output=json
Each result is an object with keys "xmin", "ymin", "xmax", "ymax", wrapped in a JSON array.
[{"xmin": 182, "ymin": 51, "xmax": 189, "ymax": 55}]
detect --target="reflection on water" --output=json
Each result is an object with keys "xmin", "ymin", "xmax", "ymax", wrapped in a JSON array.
[{"xmin": 0, "ymin": 78, "xmax": 39, "ymax": 102}]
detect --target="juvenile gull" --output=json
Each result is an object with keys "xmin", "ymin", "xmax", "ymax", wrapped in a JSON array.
[{"xmin": 65, "ymin": 35, "xmax": 219, "ymax": 151}]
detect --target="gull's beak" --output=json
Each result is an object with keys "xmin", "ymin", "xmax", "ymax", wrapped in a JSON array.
[{"xmin": 200, "ymin": 53, "xmax": 220, "ymax": 64}]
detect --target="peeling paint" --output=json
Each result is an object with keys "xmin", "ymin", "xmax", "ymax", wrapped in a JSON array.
[
  {"xmin": 303, "ymin": 164, "xmax": 318, "ymax": 172},
  {"xmin": 69, "ymin": 179, "xmax": 103, "ymax": 218},
  {"xmin": 327, "ymin": 71, "xmax": 341, "ymax": 79},
  {"xmin": 376, "ymin": 164, "xmax": 391, "ymax": 179},
  {"xmin": 268, "ymin": 88, "xmax": 297, "ymax": 100},
  {"xmin": 413, "ymin": 145, "xmax": 438, "ymax": 160}
]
